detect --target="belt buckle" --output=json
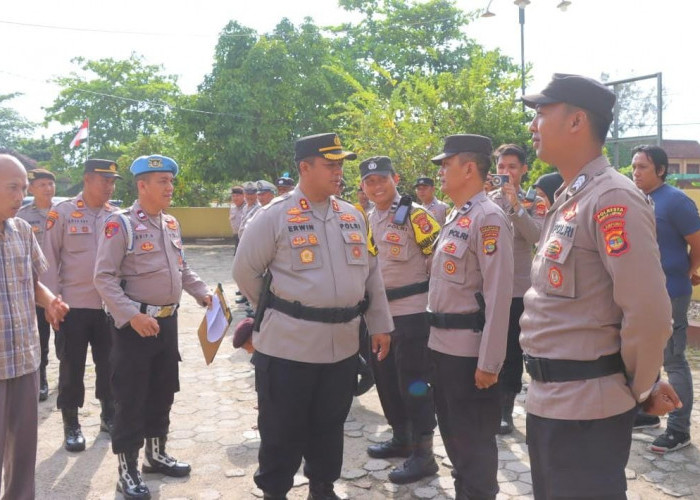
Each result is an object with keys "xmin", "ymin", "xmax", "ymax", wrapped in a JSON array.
[
  {"xmin": 145, "ymin": 305, "xmax": 159, "ymax": 318},
  {"xmin": 158, "ymin": 305, "xmax": 175, "ymax": 318}
]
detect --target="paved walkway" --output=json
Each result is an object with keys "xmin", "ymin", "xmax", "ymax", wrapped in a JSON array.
[{"xmin": 34, "ymin": 244, "xmax": 700, "ymax": 499}]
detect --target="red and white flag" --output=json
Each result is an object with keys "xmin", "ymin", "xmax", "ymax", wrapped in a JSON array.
[{"xmin": 69, "ymin": 119, "xmax": 89, "ymax": 148}]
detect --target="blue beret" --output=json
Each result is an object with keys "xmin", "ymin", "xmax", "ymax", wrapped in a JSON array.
[{"xmin": 129, "ymin": 155, "xmax": 179, "ymax": 177}]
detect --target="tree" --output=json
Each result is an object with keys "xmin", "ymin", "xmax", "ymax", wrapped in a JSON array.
[
  {"xmin": 173, "ymin": 18, "xmax": 357, "ymax": 182},
  {"xmin": 0, "ymin": 93, "xmax": 35, "ymax": 147},
  {"xmin": 334, "ymin": 46, "xmax": 528, "ymax": 194},
  {"xmin": 44, "ymin": 54, "xmax": 181, "ymax": 161}
]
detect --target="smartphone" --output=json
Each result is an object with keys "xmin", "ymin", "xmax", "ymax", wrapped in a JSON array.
[
  {"xmin": 392, "ymin": 196, "xmax": 412, "ymax": 225},
  {"xmin": 525, "ymin": 187, "xmax": 537, "ymax": 202},
  {"xmin": 490, "ymin": 174, "xmax": 510, "ymax": 188}
]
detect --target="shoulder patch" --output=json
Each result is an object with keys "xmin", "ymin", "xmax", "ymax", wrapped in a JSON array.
[
  {"xmin": 45, "ymin": 210, "xmax": 59, "ymax": 230},
  {"xmin": 594, "ymin": 205, "xmax": 627, "ymax": 225},
  {"xmin": 410, "ymin": 207, "xmax": 440, "ymax": 255}
]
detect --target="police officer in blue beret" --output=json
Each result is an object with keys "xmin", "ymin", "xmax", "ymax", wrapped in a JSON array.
[{"xmin": 94, "ymin": 155, "xmax": 213, "ymax": 499}]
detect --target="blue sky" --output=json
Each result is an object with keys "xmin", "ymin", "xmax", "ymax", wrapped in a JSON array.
[{"xmin": 2, "ymin": 0, "xmax": 698, "ymax": 142}]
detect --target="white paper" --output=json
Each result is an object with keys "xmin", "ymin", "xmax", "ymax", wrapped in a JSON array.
[{"xmin": 205, "ymin": 294, "xmax": 228, "ymax": 342}]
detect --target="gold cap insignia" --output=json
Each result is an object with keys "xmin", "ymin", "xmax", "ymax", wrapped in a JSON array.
[{"xmin": 148, "ymin": 158, "xmax": 163, "ymax": 168}]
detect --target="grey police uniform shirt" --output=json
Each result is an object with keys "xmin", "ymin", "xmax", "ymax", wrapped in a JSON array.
[
  {"xmin": 229, "ymin": 203, "xmax": 245, "ymax": 236},
  {"xmin": 520, "ymin": 156, "xmax": 672, "ymax": 420},
  {"xmin": 232, "ymin": 187, "xmax": 394, "ymax": 364},
  {"xmin": 93, "ymin": 200, "xmax": 210, "ymax": 328},
  {"xmin": 43, "ymin": 193, "xmax": 118, "ymax": 309},
  {"xmin": 17, "ymin": 202, "xmax": 50, "ymax": 282},
  {"xmin": 368, "ymin": 194, "xmax": 439, "ymax": 318},
  {"xmin": 427, "ymin": 191, "xmax": 514, "ymax": 373},
  {"xmin": 488, "ymin": 188, "xmax": 545, "ymax": 297},
  {"xmin": 238, "ymin": 202, "xmax": 261, "ymax": 241},
  {"xmin": 422, "ymin": 198, "xmax": 450, "ymax": 226}
]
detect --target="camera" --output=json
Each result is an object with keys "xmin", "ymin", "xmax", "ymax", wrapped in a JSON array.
[{"xmin": 490, "ymin": 174, "xmax": 509, "ymax": 188}]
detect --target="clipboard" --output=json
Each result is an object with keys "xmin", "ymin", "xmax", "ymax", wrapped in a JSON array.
[{"xmin": 197, "ymin": 283, "xmax": 233, "ymax": 365}]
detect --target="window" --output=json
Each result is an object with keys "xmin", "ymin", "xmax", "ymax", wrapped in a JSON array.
[
  {"xmin": 687, "ymin": 163, "xmax": 700, "ymax": 174},
  {"xmin": 668, "ymin": 163, "xmax": 680, "ymax": 174}
]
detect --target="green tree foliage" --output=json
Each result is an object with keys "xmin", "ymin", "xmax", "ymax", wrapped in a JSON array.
[
  {"xmin": 335, "ymin": 47, "xmax": 529, "ymax": 194},
  {"xmin": 45, "ymin": 54, "xmax": 181, "ymax": 161},
  {"xmin": 173, "ymin": 19, "xmax": 356, "ymax": 183},
  {"xmin": 0, "ymin": 93, "xmax": 35, "ymax": 147}
]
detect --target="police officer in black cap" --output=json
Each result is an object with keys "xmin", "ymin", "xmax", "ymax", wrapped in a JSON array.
[
  {"xmin": 233, "ymin": 132, "xmax": 393, "ymax": 500},
  {"xmin": 276, "ymin": 176, "xmax": 295, "ymax": 195}
]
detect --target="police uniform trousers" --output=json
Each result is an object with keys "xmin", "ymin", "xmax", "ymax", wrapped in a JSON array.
[
  {"xmin": 35, "ymin": 306, "xmax": 51, "ymax": 371},
  {"xmin": 431, "ymin": 351, "xmax": 499, "ymax": 500},
  {"xmin": 526, "ymin": 407, "xmax": 636, "ymax": 500},
  {"xmin": 252, "ymin": 351, "xmax": 357, "ymax": 496},
  {"xmin": 54, "ymin": 308, "xmax": 112, "ymax": 409},
  {"xmin": 370, "ymin": 313, "xmax": 436, "ymax": 435},
  {"xmin": 499, "ymin": 298, "xmax": 524, "ymax": 394},
  {"xmin": 109, "ymin": 314, "xmax": 180, "ymax": 454}
]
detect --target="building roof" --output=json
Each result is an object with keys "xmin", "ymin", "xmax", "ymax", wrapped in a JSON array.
[{"xmin": 662, "ymin": 140, "xmax": 700, "ymax": 159}]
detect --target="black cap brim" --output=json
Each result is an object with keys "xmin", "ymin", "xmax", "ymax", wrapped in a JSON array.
[
  {"xmin": 430, "ymin": 151, "xmax": 458, "ymax": 165},
  {"xmin": 521, "ymin": 93, "xmax": 561, "ymax": 109}
]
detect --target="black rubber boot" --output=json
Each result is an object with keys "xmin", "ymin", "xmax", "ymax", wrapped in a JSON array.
[
  {"xmin": 39, "ymin": 365, "xmax": 49, "ymax": 402},
  {"xmin": 100, "ymin": 399, "xmax": 115, "ymax": 434},
  {"xmin": 388, "ymin": 432, "xmax": 439, "ymax": 484},
  {"xmin": 307, "ymin": 481, "xmax": 340, "ymax": 500},
  {"xmin": 62, "ymin": 407, "xmax": 86, "ymax": 452},
  {"xmin": 498, "ymin": 391, "xmax": 516, "ymax": 435},
  {"xmin": 143, "ymin": 437, "xmax": 191, "ymax": 477},
  {"xmin": 117, "ymin": 450, "xmax": 151, "ymax": 499},
  {"xmin": 367, "ymin": 425, "xmax": 412, "ymax": 458}
]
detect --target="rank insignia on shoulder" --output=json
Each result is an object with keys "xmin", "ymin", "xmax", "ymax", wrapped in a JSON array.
[
  {"xmin": 287, "ymin": 207, "xmax": 302, "ymax": 215},
  {"xmin": 299, "ymin": 199, "xmax": 310, "ymax": 211},
  {"xmin": 568, "ymin": 174, "xmax": 588, "ymax": 196},
  {"xmin": 563, "ymin": 202, "xmax": 577, "ymax": 221},
  {"xmin": 535, "ymin": 201, "xmax": 547, "ymax": 217},
  {"xmin": 331, "ymin": 199, "xmax": 340, "ymax": 212},
  {"xmin": 76, "ymin": 200, "xmax": 85, "ymax": 209},
  {"xmin": 457, "ymin": 216, "xmax": 471, "ymax": 228},
  {"xmin": 136, "ymin": 210, "xmax": 148, "ymax": 221}
]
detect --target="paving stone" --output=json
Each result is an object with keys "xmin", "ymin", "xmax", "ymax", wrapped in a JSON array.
[
  {"xmin": 642, "ymin": 453, "xmax": 657, "ymax": 461},
  {"xmin": 433, "ymin": 445, "xmax": 447, "ymax": 458},
  {"xmin": 663, "ymin": 452, "xmax": 689, "ymax": 463},
  {"xmin": 384, "ymin": 482, "xmax": 400, "ymax": 493},
  {"xmin": 656, "ymin": 483, "xmax": 693, "ymax": 497},
  {"xmin": 519, "ymin": 471, "xmax": 532, "ymax": 485},
  {"xmin": 625, "ymin": 468, "xmax": 637, "ymax": 480},
  {"xmin": 345, "ymin": 430, "xmax": 363, "ymax": 438},
  {"xmin": 366, "ymin": 432, "xmax": 392, "ymax": 443},
  {"xmin": 413, "ymin": 486, "xmax": 439, "ymax": 498},
  {"xmin": 429, "ymin": 476, "xmax": 455, "ymax": 490},
  {"xmin": 341, "ymin": 468, "xmax": 367, "ymax": 480},
  {"xmin": 167, "ymin": 438, "xmax": 195, "ymax": 450},
  {"xmin": 292, "ymin": 474, "xmax": 309, "ymax": 487},
  {"xmin": 641, "ymin": 470, "xmax": 668, "ymax": 483},
  {"xmin": 626, "ymin": 492, "xmax": 642, "ymax": 500},
  {"xmin": 441, "ymin": 456, "xmax": 453, "ymax": 468},
  {"xmin": 499, "ymin": 480, "xmax": 532, "ymax": 496},
  {"xmin": 364, "ymin": 458, "xmax": 391, "ymax": 471},
  {"xmin": 170, "ymin": 430, "xmax": 196, "ymax": 439},
  {"xmin": 504, "ymin": 461, "xmax": 530, "ymax": 473},
  {"xmin": 497, "ymin": 469, "xmax": 518, "ymax": 482},
  {"xmin": 243, "ymin": 430, "xmax": 259, "ymax": 440},
  {"xmin": 655, "ymin": 459, "xmax": 682, "ymax": 472},
  {"xmin": 197, "ymin": 489, "xmax": 221, "ymax": 499},
  {"xmin": 224, "ymin": 468, "xmax": 246, "ymax": 478},
  {"xmin": 344, "ymin": 421, "xmax": 363, "ymax": 431},
  {"xmin": 497, "ymin": 450, "xmax": 519, "ymax": 461},
  {"xmin": 354, "ymin": 479, "xmax": 372, "ymax": 489},
  {"xmin": 685, "ymin": 463, "xmax": 700, "ymax": 473},
  {"xmin": 370, "ymin": 470, "xmax": 390, "ymax": 481},
  {"xmin": 251, "ymin": 488, "xmax": 264, "ymax": 497}
]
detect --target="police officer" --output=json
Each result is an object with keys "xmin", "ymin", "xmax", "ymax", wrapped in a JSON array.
[
  {"xmin": 229, "ymin": 185, "xmax": 245, "ymax": 246},
  {"xmin": 487, "ymin": 144, "xmax": 545, "ymax": 434},
  {"xmin": 520, "ymin": 74, "xmax": 680, "ymax": 499},
  {"xmin": 238, "ymin": 181, "xmax": 261, "ymax": 242},
  {"xmin": 256, "ymin": 179, "xmax": 277, "ymax": 207},
  {"xmin": 360, "ymin": 156, "xmax": 440, "ymax": 484},
  {"xmin": 233, "ymin": 133, "xmax": 394, "ymax": 500},
  {"xmin": 94, "ymin": 155, "xmax": 212, "ymax": 499},
  {"xmin": 427, "ymin": 135, "xmax": 514, "ymax": 500},
  {"xmin": 414, "ymin": 176, "xmax": 449, "ymax": 225},
  {"xmin": 17, "ymin": 168, "xmax": 56, "ymax": 401},
  {"xmin": 275, "ymin": 176, "xmax": 295, "ymax": 195},
  {"xmin": 43, "ymin": 159, "xmax": 120, "ymax": 452}
]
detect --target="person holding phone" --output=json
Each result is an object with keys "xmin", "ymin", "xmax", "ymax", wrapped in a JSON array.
[
  {"xmin": 360, "ymin": 156, "xmax": 441, "ymax": 484},
  {"xmin": 487, "ymin": 144, "xmax": 546, "ymax": 434}
]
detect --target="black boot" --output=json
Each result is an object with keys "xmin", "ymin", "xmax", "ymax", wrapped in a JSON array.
[
  {"xmin": 100, "ymin": 399, "xmax": 115, "ymax": 434},
  {"xmin": 39, "ymin": 365, "xmax": 49, "ymax": 402},
  {"xmin": 367, "ymin": 425, "xmax": 411, "ymax": 458},
  {"xmin": 62, "ymin": 408, "xmax": 86, "ymax": 452},
  {"xmin": 498, "ymin": 391, "xmax": 516, "ymax": 435},
  {"xmin": 388, "ymin": 432, "xmax": 439, "ymax": 484},
  {"xmin": 307, "ymin": 481, "xmax": 340, "ymax": 500},
  {"xmin": 354, "ymin": 354, "xmax": 375, "ymax": 396},
  {"xmin": 143, "ymin": 436, "xmax": 191, "ymax": 477},
  {"xmin": 117, "ymin": 451, "xmax": 151, "ymax": 499}
]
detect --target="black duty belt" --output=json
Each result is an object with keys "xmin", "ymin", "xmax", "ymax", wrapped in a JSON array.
[
  {"xmin": 427, "ymin": 311, "xmax": 484, "ymax": 331},
  {"xmin": 268, "ymin": 292, "xmax": 368, "ymax": 324},
  {"xmin": 386, "ymin": 280, "xmax": 430, "ymax": 301},
  {"xmin": 523, "ymin": 352, "xmax": 624, "ymax": 383}
]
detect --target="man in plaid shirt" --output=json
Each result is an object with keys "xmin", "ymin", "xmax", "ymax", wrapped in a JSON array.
[{"xmin": 0, "ymin": 151, "xmax": 69, "ymax": 500}]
